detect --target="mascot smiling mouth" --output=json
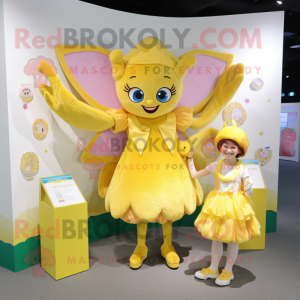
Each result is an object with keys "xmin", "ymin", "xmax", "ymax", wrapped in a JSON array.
[{"xmin": 142, "ymin": 105, "xmax": 159, "ymax": 113}]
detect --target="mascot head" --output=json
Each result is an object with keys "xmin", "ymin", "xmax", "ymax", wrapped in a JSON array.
[{"xmin": 109, "ymin": 36, "xmax": 196, "ymax": 118}]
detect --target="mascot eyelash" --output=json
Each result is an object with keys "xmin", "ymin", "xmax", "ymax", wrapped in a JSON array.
[
  {"xmin": 37, "ymin": 36, "xmax": 244, "ymax": 270},
  {"xmin": 123, "ymin": 84, "xmax": 131, "ymax": 93}
]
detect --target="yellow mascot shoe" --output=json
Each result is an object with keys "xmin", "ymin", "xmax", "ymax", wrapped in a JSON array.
[
  {"xmin": 129, "ymin": 245, "xmax": 148, "ymax": 270},
  {"xmin": 215, "ymin": 269, "xmax": 234, "ymax": 286},
  {"xmin": 195, "ymin": 267, "xmax": 219, "ymax": 280},
  {"xmin": 161, "ymin": 244, "xmax": 180, "ymax": 269}
]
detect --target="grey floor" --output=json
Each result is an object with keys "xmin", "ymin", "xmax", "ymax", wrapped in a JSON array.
[{"xmin": 1, "ymin": 160, "xmax": 300, "ymax": 300}]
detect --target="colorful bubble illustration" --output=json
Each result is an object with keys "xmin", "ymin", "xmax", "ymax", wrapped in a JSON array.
[
  {"xmin": 20, "ymin": 152, "xmax": 39, "ymax": 181},
  {"xmin": 201, "ymin": 137, "xmax": 217, "ymax": 159},
  {"xmin": 249, "ymin": 78, "xmax": 264, "ymax": 91},
  {"xmin": 19, "ymin": 84, "xmax": 34, "ymax": 103},
  {"xmin": 222, "ymin": 102, "xmax": 247, "ymax": 127},
  {"xmin": 32, "ymin": 119, "xmax": 48, "ymax": 140},
  {"xmin": 254, "ymin": 147, "xmax": 272, "ymax": 166}
]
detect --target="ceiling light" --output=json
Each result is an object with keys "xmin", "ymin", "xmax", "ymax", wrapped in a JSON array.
[
  {"xmin": 277, "ymin": 1, "xmax": 282, "ymax": 4},
  {"xmin": 286, "ymin": 76, "xmax": 289, "ymax": 78},
  {"xmin": 290, "ymin": 45, "xmax": 300, "ymax": 48}
]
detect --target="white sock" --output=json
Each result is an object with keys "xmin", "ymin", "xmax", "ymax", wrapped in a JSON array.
[
  {"xmin": 210, "ymin": 240, "xmax": 223, "ymax": 271},
  {"xmin": 224, "ymin": 243, "xmax": 239, "ymax": 273}
]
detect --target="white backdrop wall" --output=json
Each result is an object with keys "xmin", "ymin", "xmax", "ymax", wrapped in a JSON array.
[
  {"xmin": 1, "ymin": 0, "xmax": 283, "ymax": 245},
  {"xmin": 0, "ymin": 0, "xmax": 14, "ymax": 244}
]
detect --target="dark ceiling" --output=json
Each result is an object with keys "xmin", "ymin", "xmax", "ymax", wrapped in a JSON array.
[{"xmin": 81, "ymin": 0, "xmax": 300, "ymax": 98}]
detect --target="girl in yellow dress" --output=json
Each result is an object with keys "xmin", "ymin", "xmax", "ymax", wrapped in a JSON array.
[{"xmin": 187, "ymin": 121, "xmax": 261, "ymax": 286}]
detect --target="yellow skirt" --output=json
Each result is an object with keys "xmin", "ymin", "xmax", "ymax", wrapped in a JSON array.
[{"xmin": 194, "ymin": 190, "xmax": 261, "ymax": 244}]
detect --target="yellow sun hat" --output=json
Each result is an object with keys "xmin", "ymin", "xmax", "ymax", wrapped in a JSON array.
[{"xmin": 214, "ymin": 120, "xmax": 249, "ymax": 157}]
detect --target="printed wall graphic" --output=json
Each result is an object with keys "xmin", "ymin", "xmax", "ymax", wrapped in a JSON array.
[
  {"xmin": 20, "ymin": 152, "xmax": 39, "ymax": 181},
  {"xmin": 249, "ymin": 78, "xmax": 264, "ymax": 91},
  {"xmin": 32, "ymin": 119, "xmax": 48, "ymax": 140},
  {"xmin": 254, "ymin": 147, "xmax": 272, "ymax": 166},
  {"xmin": 83, "ymin": 157, "xmax": 106, "ymax": 179},
  {"xmin": 201, "ymin": 137, "xmax": 218, "ymax": 159},
  {"xmin": 19, "ymin": 84, "xmax": 34, "ymax": 103},
  {"xmin": 222, "ymin": 102, "xmax": 247, "ymax": 127},
  {"xmin": 24, "ymin": 56, "xmax": 57, "ymax": 88}
]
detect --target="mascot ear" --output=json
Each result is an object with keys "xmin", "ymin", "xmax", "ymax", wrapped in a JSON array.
[
  {"xmin": 174, "ymin": 55, "xmax": 196, "ymax": 80},
  {"xmin": 110, "ymin": 49, "xmax": 125, "ymax": 81}
]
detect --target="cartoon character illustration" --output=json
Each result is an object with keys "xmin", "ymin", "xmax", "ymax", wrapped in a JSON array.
[
  {"xmin": 201, "ymin": 137, "xmax": 218, "ymax": 160},
  {"xmin": 280, "ymin": 128, "xmax": 296, "ymax": 157},
  {"xmin": 32, "ymin": 119, "xmax": 49, "ymax": 140},
  {"xmin": 37, "ymin": 37, "xmax": 244, "ymax": 269},
  {"xmin": 222, "ymin": 102, "xmax": 247, "ymax": 127},
  {"xmin": 231, "ymin": 107, "xmax": 243, "ymax": 122},
  {"xmin": 249, "ymin": 78, "xmax": 264, "ymax": 91},
  {"xmin": 255, "ymin": 147, "xmax": 272, "ymax": 166},
  {"xmin": 20, "ymin": 152, "xmax": 39, "ymax": 181},
  {"xmin": 19, "ymin": 84, "xmax": 34, "ymax": 103}
]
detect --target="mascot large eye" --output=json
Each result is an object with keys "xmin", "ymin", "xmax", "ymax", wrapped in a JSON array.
[
  {"xmin": 128, "ymin": 88, "xmax": 144, "ymax": 103},
  {"xmin": 156, "ymin": 88, "xmax": 172, "ymax": 103}
]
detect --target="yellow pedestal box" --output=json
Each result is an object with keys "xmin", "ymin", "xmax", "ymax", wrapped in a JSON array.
[
  {"xmin": 239, "ymin": 160, "xmax": 267, "ymax": 250},
  {"xmin": 39, "ymin": 174, "xmax": 89, "ymax": 280}
]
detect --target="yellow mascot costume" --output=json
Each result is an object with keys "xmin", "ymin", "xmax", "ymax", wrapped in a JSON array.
[{"xmin": 37, "ymin": 37, "xmax": 244, "ymax": 269}]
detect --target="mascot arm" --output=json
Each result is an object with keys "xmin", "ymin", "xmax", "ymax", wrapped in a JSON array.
[
  {"xmin": 38, "ymin": 61, "xmax": 115, "ymax": 132},
  {"xmin": 190, "ymin": 63, "xmax": 244, "ymax": 130}
]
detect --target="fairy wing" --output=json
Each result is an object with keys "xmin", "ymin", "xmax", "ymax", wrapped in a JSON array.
[
  {"xmin": 55, "ymin": 45, "xmax": 128, "ymax": 204},
  {"xmin": 80, "ymin": 130, "xmax": 127, "ymax": 164},
  {"xmin": 56, "ymin": 45, "xmax": 121, "ymax": 111},
  {"xmin": 176, "ymin": 50, "xmax": 233, "ymax": 114}
]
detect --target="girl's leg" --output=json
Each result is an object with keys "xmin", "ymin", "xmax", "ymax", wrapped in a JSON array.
[
  {"xmin": 215, "ymin": 243, "xmax": 238, "ymax": 286},
  {"xmin": 224, "ymin": 243, "xmax": 239, "ymax": 273},
  {"xmin": 195, "ymin": 240, "xmax": 222, "ymax": 279},
  {"xmin": 210, "ymin": 240, "xmax": 223, "ymax": 271}
]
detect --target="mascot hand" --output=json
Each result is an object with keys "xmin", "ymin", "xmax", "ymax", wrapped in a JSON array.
[
  {"xmin": 178, "ymin": 141, "xmax": 191, "ymax": 157},
  {"xmin": 215, "ymin": 63, "xmax": 244, "ymax": 104},
  {"xmin": 37, "ymin": 60, "xmax": 57, "ymax": 77},
  {"xmin": 37, "ymin": 61, "xmax": 61, "ymax": 110}
]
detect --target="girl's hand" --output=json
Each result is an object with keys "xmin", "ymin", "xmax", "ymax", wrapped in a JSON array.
[
  {"xmin": 244, "ymin": 179, "xmax": 253, "ymax": 197},
  {"xmin": 187, "ymin": 147, "xmax": 195, "ymax": 159}
]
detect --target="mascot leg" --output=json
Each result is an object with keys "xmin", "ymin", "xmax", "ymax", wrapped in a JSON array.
[
  {"xmin": 129, "ymin": 222, "xmax": 148, "ymax": 269},
  {"xmin": 161, "ymin": 222, "xmax": 180, "ymax": 269}
]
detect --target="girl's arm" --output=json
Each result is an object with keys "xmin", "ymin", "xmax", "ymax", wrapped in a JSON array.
[{"xmin": 187, "ymin": 148, "xmax": 211, "ymax": 178}]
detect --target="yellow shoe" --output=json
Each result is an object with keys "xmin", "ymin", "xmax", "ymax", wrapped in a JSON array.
[
  {"xmin": 215, "ymin": 269, "xmax": 234, "ymax": 286},
  {"xmin": 161, "ymin": 244, "xmax": 180, "ymax": 269},
  {"xmin": 129, "ymin": 245, "xmax": 148, "ymax": 269},
  {"xmin": 195, "ymin": 267, "xmax": 219, "ymax": 280}
]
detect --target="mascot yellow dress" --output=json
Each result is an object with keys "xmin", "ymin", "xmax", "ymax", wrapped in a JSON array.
[{"xmin": 37, "ymin": 37, "xmax": 244, "ymax": 269}]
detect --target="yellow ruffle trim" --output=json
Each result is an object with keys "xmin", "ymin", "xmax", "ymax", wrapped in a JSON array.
[
  {"xmin": 121, "ymin": 207, "xmax": 184, "ymax": 225},
  {"xmin": 194, "ymin": 190, "xmax": 261, "ymax": 244}
]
